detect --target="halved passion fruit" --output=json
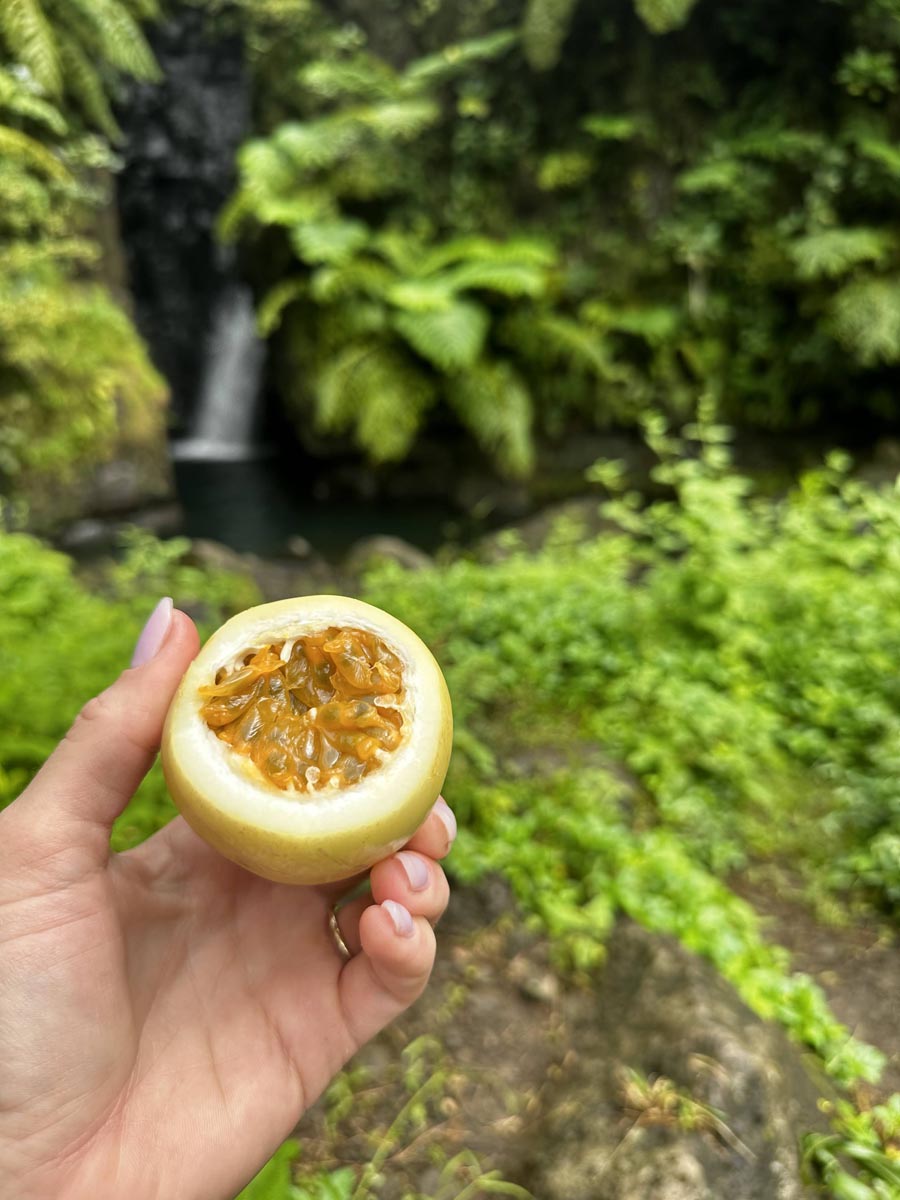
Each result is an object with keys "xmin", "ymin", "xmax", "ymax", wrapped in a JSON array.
[{"xmin": 161, "ymin": 596, "xmax": 452, "ymax": 885}]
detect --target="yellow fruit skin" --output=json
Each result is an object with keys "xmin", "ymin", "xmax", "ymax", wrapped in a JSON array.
[{"xmin": 160, "ymin": 597, "xmax": 453, "ymax": 886}]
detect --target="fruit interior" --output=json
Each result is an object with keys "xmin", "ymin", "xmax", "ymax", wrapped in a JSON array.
[{"xmin": 198, "ymin": 627, "xmax": 405, "ymax": 792}]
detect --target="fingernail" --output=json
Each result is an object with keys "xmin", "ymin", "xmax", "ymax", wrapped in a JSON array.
[
  {"xmin": 434, "ymin": 797, "xmax": 457, "ymax": 844},
  {"xmin": 382, "ymin": 899, "xmax": 415, "ymax": 938},
  {"xmin": 131, "ymin": 597, "xmax": 173, "ymax": 668},
  {"xmin": 397, "ymin": 851, "xmax": 429, "ymax": 892}
]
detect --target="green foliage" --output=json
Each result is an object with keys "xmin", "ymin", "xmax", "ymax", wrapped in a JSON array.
[
  {"xmin": 230, "ymin": 0, "xmax": 900, "ymax": 468},
  {"xmin": 0, "ymin": 0, "xmax": 164, "ymax": 499},
  {"xmin": 235, "ymin": 1140, "xmax": 301, "ymax": 1200},
  {"xmin": 0, "ymin": 528, "xmax": 259, "ymax": 844},
  {"xmin": 361, "ymin": 420, "xmax": 900, "ymax": 1084},
  {"xmin": 803, "ymin": 1096, "xmax": 900, "ymax": 1199}
]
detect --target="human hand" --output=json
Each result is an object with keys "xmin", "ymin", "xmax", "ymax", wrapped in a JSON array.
[{"xmin": 0, "ymin": 600, "xmax": 455, "ymax": 1200}]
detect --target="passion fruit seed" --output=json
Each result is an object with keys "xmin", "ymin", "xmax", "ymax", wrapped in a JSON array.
[{"xmin": 198, "ymin": 627, "xmax": 405, "ymax": 793}]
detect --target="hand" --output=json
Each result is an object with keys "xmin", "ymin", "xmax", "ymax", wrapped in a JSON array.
[{"xmin": 0, "ymin": 601, "xmax": 455, "ymax": 1200}]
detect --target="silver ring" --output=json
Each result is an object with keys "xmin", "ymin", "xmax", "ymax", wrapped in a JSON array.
[{"xmin": 329, "ymin": 909, "xmax": 352, "ymax": 960}]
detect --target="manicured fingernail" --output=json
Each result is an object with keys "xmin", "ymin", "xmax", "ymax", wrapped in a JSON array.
[
  {"xmin": 131, "ymin": 597, "xmax": 173, "ymax": 667},
  {"xmin": 397, "ymin": 851, "xmax": 429, "ymax": 891},
  {"xmin": 383, "ymin": 899, "xmax": 415, "ymax": 938},
  {"xmin": 434, "ymin": 797, "xmax": 457, "ymax": 843}
]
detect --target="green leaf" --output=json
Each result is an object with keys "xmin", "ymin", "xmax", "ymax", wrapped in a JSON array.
[
  {"xmin": 403, "ymin": 29, "xmax": 518, "ymax": 89},
  {"xmin": 446, "ymin": 359, "xmax": 534, "ymax": 476},
  {"xmin": 256, "ymin": 278, "xmax": 306, "ymax": 337},
  {"xmin": 831, "ymin": 276, "xmax": 900, "ymax": 365},
  {"xmin": 316, "ymin": 341, "xmax": 436, "ymax": 461},
  {"xmin": 0, "ymin": 124, "xmax": 69, "ymax": 180},
  {"xmin": 291, "ymin": 218, "xmax": 370, "ymax": 265},
  {"xmin": 633, "ymin": 0, "xmax": 700, "ymax": 34},
  {"xmin": 521, "ymin": 0, "xmax": 579, "ymax": 71},
  {"xmin": 235, "ymin": 1139, "xmax": 299, "ymax": 1200},
  {"xmin": 789, "ymin": 228, "xmax": 892, "ymax": 280},
  {"xmin": 581, "ymin": 114, "xmax": 646, "ymax": 142},
  {"xmin": 0, "ymin": 0, "xmax": 61, "ymax": 95},
  {"xmin": 394, "ymin": 300, "xmax": 490, "ymax": 371}
]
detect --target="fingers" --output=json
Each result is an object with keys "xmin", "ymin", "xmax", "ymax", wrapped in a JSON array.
[
  {"xmin": 337, "ymin": 901, "xmax": 436, "ymax": 1049},
  {"xmin": 7, "ymin": 602, "xmax": 200, "ymax": 868},
  {"xmin": 336, "ymin": 848, "xmax": 451, "ymax": 954},
  {"xmin": 402, "ymin": 797, "xmax": 457, "ymax": 860}
]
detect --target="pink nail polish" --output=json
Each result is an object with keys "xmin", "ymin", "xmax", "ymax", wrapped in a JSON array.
[
  {"xmin": 131, "ymin": 598, "xmax": 173, "ymax": 668},
  {"xmin": 434, "ymin": 797, "xmax": 457, "ymax": 843},
  {"xmin": 397, "ymin": 851, "xmax": 429, "ymax": 891},
  {"xmin": 383, "ymin": 899, "xmax": 415, "ymax": 938}
]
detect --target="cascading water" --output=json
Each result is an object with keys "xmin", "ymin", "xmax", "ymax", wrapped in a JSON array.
[
  {"xmin": 172, "ymin": 282, "xmax": 266, "ymax": 461},
  {"xmin": 116, "ymin": 6, "xmax": 258, "ymax": 442}
]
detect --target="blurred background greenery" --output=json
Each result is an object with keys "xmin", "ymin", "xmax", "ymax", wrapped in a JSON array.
[{"xmin": 2, "ymin": 0, "xmax": 900, "ymax": 1197}]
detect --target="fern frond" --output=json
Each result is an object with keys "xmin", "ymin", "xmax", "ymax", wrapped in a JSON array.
[
  {"xmin": 0, "ymin": 68, "xmax": 67, "ymax": 134},
  {"xmin": 830, "ymin": 276, "xmax": 900, "ymax": 365},
  {"xmin": 789, "ymin": 228, "xmax": 893, "ymax": 280},
  {"xmin": 274, "ymin": 120, "xmax": 350, "ymax": 171},
  {"xmin": 393, "ymin": 300, "xmax": 490, "ymax": 372},
  {"xmin": 633, "ymin": 0, "xmax": 700, "ymax": 34},
  {"xmin": 402, "ymin": 29, "xmax": 518, "ymax": 90},
  {"xmin": 582, "ymin": 301, "xmax": 682, "ymax": 344},
  {"xmin": 65, "ymin": 0, "xmax": 160, "ymax": 80},
  {"xmin": 256, "ymin": 278, "xmax": 306, "ymax": 337},
  {"xmin": 291, "ymin": 217, "xmax": 369, "ymax": 265},
  {"xmin": 58, "ymin": 40, "xmax": 119, "ymax": 138},
  {"xmin": 0, "ymin": 124, "xmax": 69, "ymax": 180},
  {"xmin": 311, "ymin": 258, "xmax": 395, "ymax": 303},
  {"xmin": 316, "ymin": 340, "xmax": 436, "ymax": 461},
  {"xmin": 417, "ymin": 235, "xmax": 556, "ymax": 275},
  {"xmin": 521, "ymin": 0, "xmax": 578, "ymax": 71},
  {"xmin": 0, "ymin": 0, "xmax": 61, "ymax": 95},
  {"xmin": 298, "ymin": 54, "xmax": 398, "ymax": 103},
  {"xmin": 503, "ymin": 311, "xmax": 615, "ymax": 376},
  {"xmin": 443, "ymin": 260, "xmax": 549, "ymax": 298},
  {"xmin": 344, "ymin": 97, "xmax": 440, "ymax": 142},
  {"xmin": 446, "ymin": 360, "xmax": 534, "ymax": 477}
]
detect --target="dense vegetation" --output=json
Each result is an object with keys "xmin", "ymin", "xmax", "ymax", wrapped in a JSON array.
[
  {"xmin": 226, "ymin": 0, "xmax": 900, "ymax": 473},
  {"xmin": 0, "ymin": 0, "xmax": 164, "ymax": 499}
]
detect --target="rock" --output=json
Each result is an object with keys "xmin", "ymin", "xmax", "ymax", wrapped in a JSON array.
[
  {"xmin": 57, "ymin": 518, "xmax": 118, "ymax": 555},
  {"xmin": 184, "ymin": 538, "xmax": 255, "ymax": 577},
  {"xmin": 285, "ymin": 535, "xmax": 314, "ymax": 560},
  {"xmin": 344, "ymin": 535, "xmax": 433, "ymax": 575},
  {"xmin": 532, "ymin": 920, "xmax": 828, "ymax": 1200}
]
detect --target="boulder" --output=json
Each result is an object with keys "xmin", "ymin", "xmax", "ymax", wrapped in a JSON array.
[
  {"xmin": 531, "ymin": 920, "xmax": 828, "ymax": 1200},
  {"xmin": 344, "ymin": 535, "xmax": 433, "ymax": 575}
]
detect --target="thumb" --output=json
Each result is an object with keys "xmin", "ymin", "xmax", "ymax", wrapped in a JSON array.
[{"xmin": 10, "ymin": 598, "xmax": 200, "ymax": 866}]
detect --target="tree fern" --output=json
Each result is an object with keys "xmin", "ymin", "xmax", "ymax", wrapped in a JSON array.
[
  {"xmin": 446, "ymin": 360, "xmax": 534, "ymax": 477},
  {"xmin": 789, "ymin": 228, "xmax": 893, "ymax": 280},
  {"xmin": 64, "ymin": 0, "xmax": 159, "ymax": 82},
  {"xmin": 831, "ymin": 276, "xmax": 900, "ymax": 365},
  {"xmin": 316, "ymin": 341, "xmax": 436, "ymax": 462},
  {"xmin": 393, "ymin": 300, "xmax": 490, "ymax": 372}
]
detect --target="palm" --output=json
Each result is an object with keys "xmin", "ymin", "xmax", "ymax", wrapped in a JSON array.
[
  {"xmin": 0, "ymin": 610, "xmax": 452, "ymax": 1200},
  {"xmin": 5, "ymin": 818, "xmax": 360, "ymax": 1198}
]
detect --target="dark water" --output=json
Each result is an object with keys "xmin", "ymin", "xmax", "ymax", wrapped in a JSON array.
[{"xmin": 174, "ymin": 457, "xmax": 469, "ymax": 558}]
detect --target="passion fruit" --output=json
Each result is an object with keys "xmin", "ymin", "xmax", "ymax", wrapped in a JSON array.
[{"xmin": 161, "ymin": 596, "xmax": 452, "ymax": 885}]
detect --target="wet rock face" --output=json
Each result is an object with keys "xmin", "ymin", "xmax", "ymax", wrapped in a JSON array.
[
  {"xmin": 116, "ymin": 6, "xmax": 249, "ymax": 425},
  {"xmin": 531, "ymin": 920, "xmax": 827, "ymax": 1200}
]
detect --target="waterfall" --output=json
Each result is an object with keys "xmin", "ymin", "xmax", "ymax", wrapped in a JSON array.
[{"xmin": 172, "ymin": 285, "xmax": 266, "ymax": 461}]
